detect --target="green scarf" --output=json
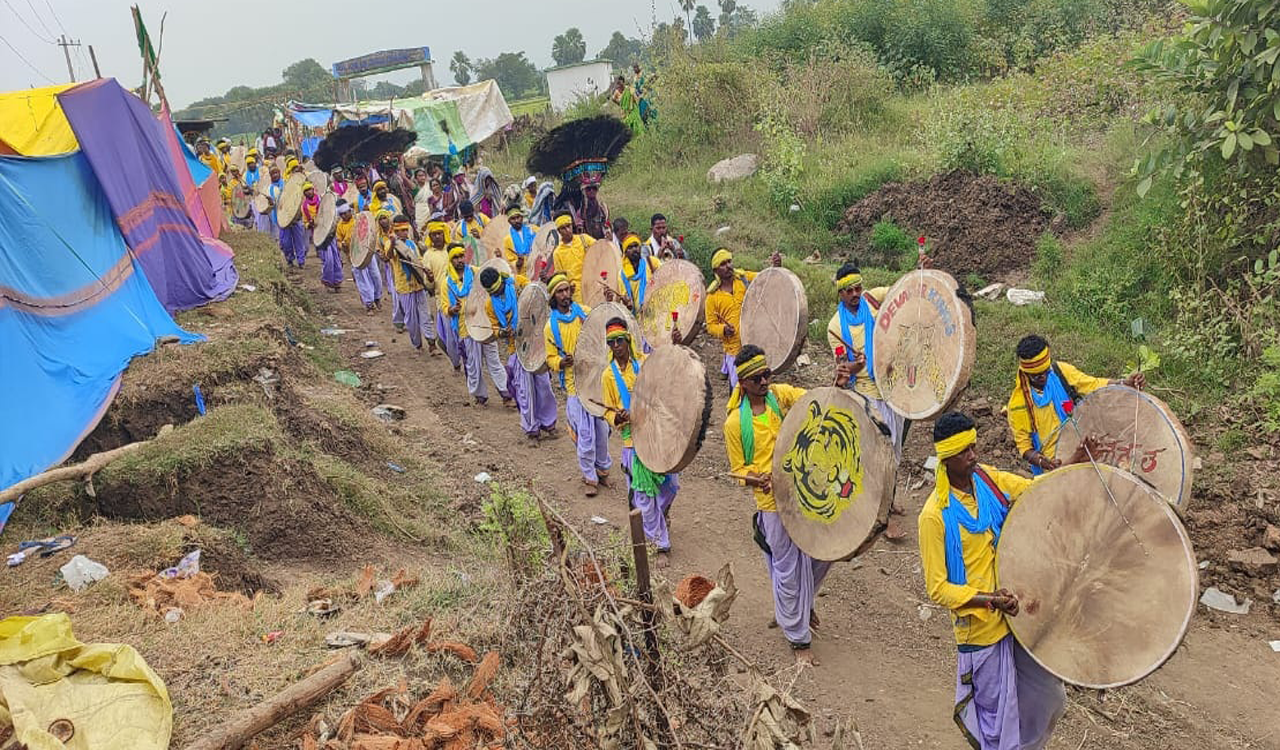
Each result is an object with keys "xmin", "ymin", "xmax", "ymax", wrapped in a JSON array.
[
  {"xmin": 630, "ymin": 448, "xmax": 666, "ymax": 496},
  {"xmin": 739, "ymin": 390, "xmax": 782, "ymax": 465}
]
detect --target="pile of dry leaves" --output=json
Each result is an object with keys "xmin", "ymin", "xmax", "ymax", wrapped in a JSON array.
[{"xmin": 128, "ymin": 570, "xmax": 252, "ymax": 619}]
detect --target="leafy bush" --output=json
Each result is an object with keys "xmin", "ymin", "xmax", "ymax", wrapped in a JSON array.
[
  {"xmin": 1032, "ymin": 232, "xmax": 1065, "ymax": 283},
  {"xmin": 1251, "ymin": 345, "xmax": 1280, "ymax": 434},
  {"xmin": 919, "ymin": 96, "xmax": 1028, "ymax": 174},
  {"xmin": 754, "ymin": 97, "xmax": 808, "ymax": 209},
  {"xmin": 869, "ymin": 220, "xmax": 917, "ymax": 269},
  {"xmin": 648, "ymin": 54, "xmax": 770, "ymax": 151}
]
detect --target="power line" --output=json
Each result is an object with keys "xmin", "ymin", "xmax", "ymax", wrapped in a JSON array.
[
  {"xmin": 22, "ymin": 0, "xmax": 53, "ymax": 37},
  {"xmin": 0, "ymin": 32, "xmax": 55, "ymax": 84},
  {"xmin": 3, "ymin": 0, "xmax": 54, "ymax": 43},
  {"xmin": 41, "ymin": 0, "xmax": 64, "ymax": 34}
]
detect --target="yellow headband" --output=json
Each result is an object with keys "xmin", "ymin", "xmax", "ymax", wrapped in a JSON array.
[
  {"xmin": 622, "ymin": 234, "xmax": 641, "ymax": 251},
  {"xmin": 736, "ymin": 354, "xmax": 768, "ymax": 380},
  {"xmin": 836, "ymin": 273, "xmax": 863, "ymax": 291},
  {"xmin": 711, "ymin": 248, "xmax": 732, "ymax": 269},
  {"xmin": 374, "ymin": 180, "xmax": 387, "ymax": 190},
  {"xmin": 548, "ymin": 273, "xmax": 570, "ymax": 294},
  {"xmin": 286, "ymin": 157, "xmax": 299, "ymax": 167},
  {"xmin": 426, "ymin": 221, "xmax": 448, "ymax": 235},
  {"xmin": 302, "ymin": 181, "xmax": 314, "ymax": 190},
  {"xmin": 449, "ymin": 246, "xmax": 467, "ymax": 260},
  {"xmin": 554, "ymin": 214, "xmax": 573, "ymax": 229},
  {"xmin": 1019, "ymin": 346, "xmax": 1052, "ymax": 375},
  {"xmin": 376, "ymin": 209, "xmax": 394, "ymax": 221},
  {"xmin": 935, "ymin": 428, "xmax": 977, "ymax": 460},
  {"xmin": 485, "ymin": 272, "xmax": 506, "ymax": 293},
  {"xmin": 606, "ymin": 328, "xmax": 631, "ymax": 342}
]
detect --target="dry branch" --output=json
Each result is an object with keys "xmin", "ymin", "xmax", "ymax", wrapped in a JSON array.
[
  {"xmin": 183, "ymin": 652, "xmax": 361, "ymax": 750},
  {"xmin": 0, "ymin": 424, "xmax": 174, "ymax": 503}
]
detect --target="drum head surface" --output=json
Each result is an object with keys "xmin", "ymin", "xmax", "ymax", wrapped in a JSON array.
[
  {"xmin": 311, "ymin": 193, "xmax": 337, "ymax": 246},
  {"xmin": 773, "ymin": 387, "xmax": 895, "ymax": 561},
  {"xmin": 528, "ymin": 223, "xmax": 559, "ymax": 281},
  {"xmin": 741, "ymin": 267, "xmax": 809, "ymax": 374},
  {"xmin": 632, "ymin": 345, "xmax": 711, "ymax": 473},
  {"xmin": 306, "ymin": 170, "xmax": 330, "ymax": 195},
  {"xmin": 481, "ymin": 217, "xmax": 512, "ymax": 265},
  {"xmin": 575, "ymin": 302, "xmax": 640, "ymax": 418},
  {"xmin": 1055, "ymin": 385, "xmax": 1195, "ymax": 513},
  {"xmin": 232, "ymin": 185, "xmax": 251, "ymax": 219},
  {"xmin": 252, "ymin": 193, "xmax": 270, "ymax": 215},
  {"xmin": 997, "ymin": 463, "xmax": 1197, "ymax": 689},
  {"xmin": 351, "ymin": 211, "xmax": 377, "ymax": 269},
  {"xmin": 871, "ymin": 269, "xmax": 976, "ymax": 420},
  {"xmin": 516, "ymin": 282, "xmax": 551, "ymax": 373},
  {"xmin": 581, "ymin": 240, "xmax": 624, "ymax": 310},
  {"xmin": 466, "ymin": 258, "xmax": 514, "ymax": 343},
  {"xmin": 639, "ymin": 259, "xmax": 706, "ymax": 348},
  {"xmin": 277, "ymin": 172, "xmax": 306, "ymax": 228}
]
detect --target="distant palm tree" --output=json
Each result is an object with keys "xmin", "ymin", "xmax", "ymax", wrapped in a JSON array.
[
  {"xmin": 450, "ymin": 51, "xmax": 472, "ymax": 86},
  {"xmin": 552, "ymin": 27, "xmax": 588, "ymax": 66},
  {"xmin": 680, "ymin": 0, "xmax": 696, "ymax": 42}
]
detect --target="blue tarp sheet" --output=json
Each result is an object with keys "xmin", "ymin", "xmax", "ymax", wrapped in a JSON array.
[
  {"xmin": 0, "ymin": 152, "xmax": 200, "ymax": 489},
  {"xmin": 291, "ymin": 109, "xmax": 332, "ymax": 128},
  {"xmin": 177, "ymin": 127, "xmax": 213, "ymax": 184},
  {"xmin": 301, "ymin": 136, "xmax": 322, "ymax": 158}
]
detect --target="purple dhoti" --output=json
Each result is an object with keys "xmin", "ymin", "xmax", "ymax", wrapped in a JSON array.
[
  {"xmin": 507, "ymin": 353, "xmax": 557, "ymax": 436},
  {"xmin": 566, "ymin": 395, "xmax": 611, "ymax": 482},
  {"xmin": 397, "ymin": 290, "xmax": 428, "ymax": 349},
  {"xmin": 721, "ymin": 353, "xmax": 739, "ymax": 388},
  {"xmin": 954, "ymin": 635, "xmax": 1065, "ymax": 750},
  {"xmin": 382, "ymin": 260, "xmax": 402, "ymax": 326},
  {"xmin": 279, "ymin": 222, "xmax": 307, "ymax": 266},
  {"xmin": 253, "ymin": 207, "xmax": 272, "ymax": 234},
  {"xmin": 439, "ymin": 312, "xmax": 463, "ymax": 370},
  {"xmin": 319, "ymin": 237, "xmax": 343, "ymax": 289},
  {"xmin": 465, "ymin": 340, "xmax": 509, "ymax": 402},
  {"xmin": 756, "ymin": 510, "xmax": 831, "ymax": 647},
  {"xmin": 622, "ymin": 447, "xmax": 678, "ymax": 551},
  {"xmin": 352, "ymin": 258, "xmax": 382, "ymax": 308}
]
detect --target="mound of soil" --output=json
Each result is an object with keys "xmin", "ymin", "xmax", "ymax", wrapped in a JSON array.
[{"xmin": 836, "ymin": 170, "xmax": 1053, "ymax": 279}]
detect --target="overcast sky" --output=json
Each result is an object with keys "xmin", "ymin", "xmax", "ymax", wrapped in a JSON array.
[{"xmin": 1, "ymin": 0, "xmax": 782, "ymax": 107}]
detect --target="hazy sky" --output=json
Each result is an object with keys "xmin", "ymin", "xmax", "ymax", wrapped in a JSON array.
[{"xmin": 1, "ymin": 0, "xmax": 782, "ymax": 108}]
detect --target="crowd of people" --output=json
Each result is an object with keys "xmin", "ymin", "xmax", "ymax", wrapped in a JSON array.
[{"xmin": 203, "ymin": 132, "xmax": 1152, "ymax": 750}]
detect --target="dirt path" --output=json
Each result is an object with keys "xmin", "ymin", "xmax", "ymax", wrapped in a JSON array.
[{"xmin": 294, "ymin": 265, "xmax": 1279, "ymax": 749}]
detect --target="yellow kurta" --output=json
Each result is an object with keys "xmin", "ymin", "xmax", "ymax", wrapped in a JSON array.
[
  {"xmin": 381, "ymin": 239, "xmax": 425, "ymax": 294},
  {"xmin": 334, "ymin": 216, "xmax": 355, "ymax": 253},
  {"xmin": 723, "ymin": 384, "xmax": 807, "ymax": 512},
  {"xmin": 917, "ymin": 466, "xmax": 1033, "ymax": 647},
  {"xmin": 502, "ymin": 224, "xmax": 540, "ymax": 274},
  {"xmin": 485, "ymin": 276, "xmax": 529, "ymax": 356},
  {"xmin": 544, "ymin": 306, "xmax": 591, "ymax": 395},
  {"xmin": 1005, "ymin": 361, "xmax": 1110, "ymax": 460},
  {"xmin": 552, "ymin": 234, "xmax": 596, "ymax": 302},
  {"xmin": 199, "ymin": 152, "xmax": 222, "ymax": 176},
  {"xmin": 421, "ymin": 246, "xmax": 450, "ymax": 298},
  {"xmin": 704, "ymin": 271, "xmax": 757, "ymax": 356},
  {"xmin": 620, "ymin": 255, "xmax": 660, "ymax": 311},
  {"xmin": 825, "ymin": 288, "xmax": 888, "ymax": 399},
  {"xmin": 600, "ymin": 353, "xmax": 645, "ymax": 447},
  {"xmin": 456, "ymin": 214, "xmax": 488, "ymax": 241}
]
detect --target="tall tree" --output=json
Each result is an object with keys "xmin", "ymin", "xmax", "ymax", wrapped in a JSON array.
[
  {"xmin": 692, "ymin": 5, "xmax": 715, "ymax": 42},
  {"xmin": 679, "ymin": 0, "xmax": 696, "ymax": 41},
  {"xmin": 717, "ymin": 0, "xmax": 737, "ymax": 31},
  {"xmin": 474, "ymin": 51, "xmax": 543, "ymax": 99},
  {"xmin": 450, "ymin": 51, "xmax": 473, "ymax": 86},
  {"xmin": 599, "ymin": 31, "xmax": 644, "ymax": 65},
  {"xmin": 552, "ymin": 27, "xmax": 588, "ymax": 65},
  {"xmin": 281, "ymin": 59, "xmax": 330, "ymax": 89}
]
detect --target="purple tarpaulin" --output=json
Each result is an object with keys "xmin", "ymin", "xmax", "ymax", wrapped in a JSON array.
[{"xmin": 58, "ymin": 79, "xmax": 237, "ymax": 312}]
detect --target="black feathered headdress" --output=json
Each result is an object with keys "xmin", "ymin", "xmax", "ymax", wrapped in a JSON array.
[
  {"xmin": 313, "ymin": 125, "xmax": 418, "ymax": 172},
  {"xmin": 526, "ymin": 115, "xmax": 632, "ymax": 187}
]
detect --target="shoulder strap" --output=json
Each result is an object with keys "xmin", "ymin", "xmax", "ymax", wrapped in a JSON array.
[
  {"xmin": 1051, "ymin": 362, "xmax": 1080, "ymax": 403},
  {"xmin": 973, "ymin": 466, "xmax": 1010, "ymax": 509}
]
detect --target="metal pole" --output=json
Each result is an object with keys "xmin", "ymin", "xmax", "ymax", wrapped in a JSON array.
[
  {"xmin": 89, "ymin": 45, "xmax": 101, "ymax": 78},
  {"xmin": 58, "ymin": 35, "xmax": 76, "ymax": 82}
]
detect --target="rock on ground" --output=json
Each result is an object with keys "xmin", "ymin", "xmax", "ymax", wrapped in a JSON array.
[{"xmin": 707, "ymin": 154, "xmax": 760, "ymax": 183}]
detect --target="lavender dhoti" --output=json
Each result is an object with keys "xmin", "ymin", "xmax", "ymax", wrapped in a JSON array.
[
  {"xmin": 566, "ymin": 395, "xmax": 611, "ymax": 482},
  {"xmin": 622, "ymin": 447, "xmax": 678, "ymax": 551},
  {"xmin": 507, "ymin": 353, "xmax": 557, "ymax": 436},
  {"xmin": 953, "ymin": 635, "xmax": 1065, "ymax": 750},
  {"xmin": 755, "ymin": 510, "xmax": 832, "ymax": 647}
]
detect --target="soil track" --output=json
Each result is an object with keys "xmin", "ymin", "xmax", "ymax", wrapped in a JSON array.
[{"xmin": 282, "ymin": 259, "xmax": 1277, "ymax": 748}]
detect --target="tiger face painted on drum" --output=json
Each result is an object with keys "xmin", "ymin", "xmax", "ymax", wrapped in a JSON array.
[{"xmin": 781, "ymin": 401, "xmax": 865, "ymax": 523}]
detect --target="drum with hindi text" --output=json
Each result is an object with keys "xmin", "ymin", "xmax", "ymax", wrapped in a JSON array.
[{"xmin": 351, "ymin": 211, "xmax": 377, "ymax": 269}]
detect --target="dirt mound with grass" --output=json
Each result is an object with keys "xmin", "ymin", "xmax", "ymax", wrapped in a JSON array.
[{"xmin": 836, "ymin": 169, "xmax": 1053, "ymax": 279}]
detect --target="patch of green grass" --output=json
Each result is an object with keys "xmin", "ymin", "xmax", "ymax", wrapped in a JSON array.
[
  {"xmin": 103, "ymin": 404, "xmax": 282, "ymax": 481},
  {"xmin": 509, "ymin": 96, "xmax": 550, "ymax": 118},
  {"xmin": 1216, "ymin": 428, "xmax": 1247, "ymax": 453}
]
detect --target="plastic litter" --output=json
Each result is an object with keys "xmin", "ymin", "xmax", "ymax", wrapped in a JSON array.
[
  {"xmin": 386, "ymin": 462, "xmax": 406, "ymax": 473},
  {"xmin": 361, "ymin": 350, "xmax": 385, "ymax": 359},
  {"xmin": 262, "ymin": 630, "xmax": 284, "ymax": 644},
  {"xmin": 61, "ymin": 555, "xmax": 109, "ymax": 592},
  {"xmin": 976, "ymin": 283, "xmax": 1005, "ymax": 301},
  {"xmin": 1199, "ymin": 586, "xmax": 1251, "ymax": 614},
  {"xmin": 371, "ymin": 404, "xmax": 406, "ymax": 422},
  {"xmin": 373, "ymin": 580, "xmax": 396, "ymax": 604},
  {"xmin": 365, "ymin": 340, "xmax": 378, "ymax": 348},
  {"xmin": 334, "ymin": 370, "xmax": 362, "ymax": 387},
  {"xmin": 160, "ymin": 549, "xmax": 201, "ymax": 579},
  {"xmin": 1269, "ymin": 640, "xmax": 1280, "ymax": 653},
  {"xmin": 7, "ymin": 550, "xmax": 29, "ymax": 567},
  {"xmin": 238, "ymin": 283, "xmax": 257, "ymax": 292},
  {"xmin": 193, "ymin": 384, "xmax": 206, "ymax": 416},
  {"xmin": 1198, "ymin": 560, "xmax": 1210, "ymax": 569},
  {"xmin": 163, "ymin": 607, "xmax": 184, "ymax": 624},
  {"xmin": 1273, "ymin": 588, "xmax": 1280, "ymax": 604},
  {"xmin": 1006, "ymin": 288, "xmax": 1046, "ymax": 306},
  {"xmin": 590, "ymin": 516, "xmax": 609, "ymax": 525},
  {"xmin": 474, "ymin": 472, "xmax": 492, "ymax": 483},
  {"xmin": 319, "ymin": 327, "xmax": 348, "ymax": 335}
]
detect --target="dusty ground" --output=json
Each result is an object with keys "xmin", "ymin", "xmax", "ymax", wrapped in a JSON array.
[
  {"xmin": 3, "ymin": 230, "xmax": 1278, "ymax": 748},
  {"xmin": 836, "ymin": 170, "xmax": 1054, "ymax": 279},
  {"xmin": 290, "ymin": 248, "xmax": 1279, "ymax": 748}
]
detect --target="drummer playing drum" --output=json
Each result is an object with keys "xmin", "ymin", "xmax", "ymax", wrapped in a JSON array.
[{"xmin": 919, "ymin": 412, "xmax": 1101, "ymax": 749}]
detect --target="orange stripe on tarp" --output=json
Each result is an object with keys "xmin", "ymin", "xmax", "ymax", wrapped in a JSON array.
[
  {"xmin": 117, "ymin": 190, "xmax": 188, "ymax": 233},
  {"xmin": 0, "ymin": 251, "xmax": 135, "ymax": 315}
]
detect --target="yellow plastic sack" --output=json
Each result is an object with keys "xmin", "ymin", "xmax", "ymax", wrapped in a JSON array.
[
  {"xmin": 0, "ymin": 614, "xmax": 172, "ymax": 750},
  {"xmin": 0, "ymin": 83, "xmax": 79, "ymax": 156}
]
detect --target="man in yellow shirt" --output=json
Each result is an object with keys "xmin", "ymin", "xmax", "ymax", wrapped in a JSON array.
[
  {"xmin": 1006, "ymin": 334, "xmax": 1145, "ymax": 475},
  {"xmin": 377, "ymin": 215, "xmax": 432, "ymax": 352},
  {"xmin": 544, "ymin": 274, "xmax": 612, "ymax": 495},
  {"xmin": 551, "ymin": 212, "xmax": 596, "ymax": 302},
  {"xmin": 918, "ymin": 412, "xmax": 1075, "ymax": 750},
  {"xmin": 828, "ymin": 261, "xmax": 907, "ymax": 458},
  {"xmin": 455, "ymin": 199, "xmax": 489, "ymax": 243},
  {"xmin": 501, "ymin": 206, "xmax": 539, "ymax": 279},
  {"xmin": 601, "ymin": 318, "xmax": 679, "ymax": 567},
  {"xmin": 704, "ymin": 248, "xmax": 781, "ymax": 387},
  {"xmin": 335, "ymin": 200, "xmax": 383, "ymax": 314},
  {"xmin": 617, "ymin": 234, "xmax": 660, "ymax": 315},
  {"xmin": 196, "ymin": 138, "xmax": 222, "ymax": 176},
  {"xmin": 420, "ymin": 221, "xmax": 452, "ymax": 360},
  {"xmin": 370, "ymin": 180, "xmax": 401, "ymax": 217},
  {"xmin": 722, "ymin": 345, "xmax": 823, "ymax": 664},
  {"xmin": 481, "ymin": 266, "xmax": 555, "ymax": 438},
  {"xmin": 474, "ymin": 267, "xmax": 516, "ymax": 408}
]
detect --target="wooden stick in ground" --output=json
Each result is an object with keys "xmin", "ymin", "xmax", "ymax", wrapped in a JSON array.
[
  {"xmin": 628, "ymin": 508, "xmax": 672, "ymax": 747},
  {"xmin": 183, "ymin": 651, "xmax": 361, "ymax": 750},
  {"xmin": 0, "ymin": 424, "xmax": 174, "ymax": 504}
]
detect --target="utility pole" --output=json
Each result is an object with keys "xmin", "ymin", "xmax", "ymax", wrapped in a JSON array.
[
  {"xmin": 88, "ymin": 45, "xmax": 101, "ymax": 78},
  {"xmin": 57, "ymin": 35, "xmax": 82, "ymax": 82}
]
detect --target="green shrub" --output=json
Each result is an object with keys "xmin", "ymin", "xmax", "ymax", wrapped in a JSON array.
[
  {"xmin": 869, "ymin": 220, "xmax": 916, "ymax": 269},
  {"xmin": 1032, "ymin": 233, "xmax": 1064, "ymax": 283},
  {"xmin": 919, "ymin": 95, "xmax": 1028, "ymax": 175}
]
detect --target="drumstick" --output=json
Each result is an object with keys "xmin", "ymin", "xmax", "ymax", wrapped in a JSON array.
[
  {"xmin": 723, "ymin": 472, "xmax": 757, "ymax": 482},
  {"xmin": 586, "ymin": 398, "xmax": 620, "ymax": 414}
]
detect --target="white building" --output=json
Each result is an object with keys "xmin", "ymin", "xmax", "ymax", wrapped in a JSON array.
[{"xmin": 545, "ymin": 60, "xmax": 614, "ymax": 112}]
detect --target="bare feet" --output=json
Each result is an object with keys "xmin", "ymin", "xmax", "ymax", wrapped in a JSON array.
[
  {"xmin": 809, "ymin": 609, "xmax": 821, "ymax": 632},
  {"xmin": 542, "ymin": 427, "xmax": 560, "ymax": 440},
  {"xmin": 794, "ymin": 648, "xmax": 818, "ymax": 667},
  {"xmin": 584, "ymin": 480, "xmax": 599, "ymax": 497},
  {"xmin": 655, "ymin": 551, "xmax": 671, "ymax": 569},
  {"xmin": 596, "ymin": 471, "xmax": 611, "ymax": 488}
]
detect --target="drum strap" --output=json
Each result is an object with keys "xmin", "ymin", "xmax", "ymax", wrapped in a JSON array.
[{"xmin": 941, "ymin": 474, "xmax": 1009, "ymax": 585}]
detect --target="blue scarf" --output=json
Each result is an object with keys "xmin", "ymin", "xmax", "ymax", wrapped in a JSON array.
[
  {"xmin": 268, "ymin": 180, "xmax": 284, "ymax": 222},
  {"xmin": 244, "ymin": 168, "xmax": 259, "ymax": 188},
  {"xmin": 1027, "ymin": 370, "xmax": 1072, "ymax": 475},
  {"xmin": 460, "ymin": 215, "xmax": 486, "ymax": 237},
  {"xmin": 622, "ymin": 256, "xmax": 652, "ymax": 310},
  {"xmin": 838, "ymin": 297, "xmax": 876, "ymax": 383},
  {"xmin": 446, "ymin": 266, "xmax": 474, "ymax": 333},
  {"xmin": 550, "ymin": 303, "xmax": 588, "ymax": 388},
  {"xmin": 357, "ymin": 191, "xmax": 372, "ymax": 212},
  {"xmin": 397, "ymin": 239, "xmax": 419, "ymax": 286},
  {"xmin": 491, "ymin": 276, "xmax": 517, "ymax": 329},
  {"xmin": 509, "ymin": 225, "xmax": 535, "ymax": 257},
  {"xmin": 941, "ymin": 474, "xmax": 1008, "ymax": 585},
  {"xmin": 609, "ymin": 357, "xmax": 640, "ymax": 410}
]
